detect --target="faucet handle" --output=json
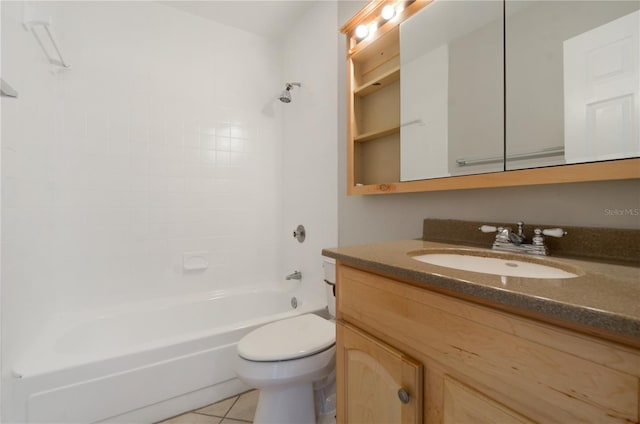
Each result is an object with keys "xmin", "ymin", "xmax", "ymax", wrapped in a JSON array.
[
  {"xmin": 541, "ymin": 228, "xmax": 567, "ymax": 238},
  {"xmin": 479, "ymin": 225, "xmax": 498, "ymax": 233},
  {"xmin": 532, "ymin": 227, "xmax": 566, "ymax": 247}
]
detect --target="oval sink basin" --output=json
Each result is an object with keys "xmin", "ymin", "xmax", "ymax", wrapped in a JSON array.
[{"xmin": 411, "ymin": 253, "xmax": 579, "ymax": 279}]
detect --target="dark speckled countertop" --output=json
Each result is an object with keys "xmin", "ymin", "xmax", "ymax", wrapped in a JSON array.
[{"xmin": 322, "ymin": 240, "xmax": 640, "ymax": 346}]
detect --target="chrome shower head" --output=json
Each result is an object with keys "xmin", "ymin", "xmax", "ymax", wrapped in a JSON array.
[
  {"xmin": 279, "ymin": 82, "xmax": 301, "ymax": 103},
  {"xmin": 279, "ymin": 90, "xmax": 291, "ymax": 103}
]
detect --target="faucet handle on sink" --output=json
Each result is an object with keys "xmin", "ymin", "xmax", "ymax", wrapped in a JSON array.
[
  {"xmin": 532, "ymin": 228, "xmax": 566, "ymax": 248},
  {"xmin": 480, "ymin": 225, "xmax": 510, "ymax": 244},
  {"xmin": 541, "ymin": 228, "xmax": 567, "ymax": 238},
  {"xmin": 479, "ymin": 225, "xmax": 498, "ymax": 233}
]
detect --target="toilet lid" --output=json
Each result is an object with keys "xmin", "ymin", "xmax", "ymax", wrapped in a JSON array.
[{"xmin": 238, "ymin": 314, "xmax": 336, "ymax": 362}]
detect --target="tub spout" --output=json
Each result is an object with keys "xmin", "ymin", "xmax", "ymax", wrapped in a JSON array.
[{"xmin": 286, "ymin": 270, "xmax": 302, "ymax": 280}]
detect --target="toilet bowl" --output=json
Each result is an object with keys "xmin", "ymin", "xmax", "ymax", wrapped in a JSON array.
[{"xmin": 234, "ymin": 259, "xmax": 337, "ymax": 424}]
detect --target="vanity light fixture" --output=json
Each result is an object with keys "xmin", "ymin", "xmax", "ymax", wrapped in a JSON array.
[
  {"xmin": 368, "ymin": 22, "xmax": 378, "ymax": 36},
  {"xmin": 381, "ymin": 4, "xmax": 396, "ymax": 20},
  {"xmin": 353, "ymin": 1, "xmax": 403, "ymax": 42},
  {"xmin": 355, "ymin": 24, "xmax": 369, "ymax": 40}
]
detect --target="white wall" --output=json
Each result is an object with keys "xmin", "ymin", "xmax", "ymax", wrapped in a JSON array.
[
  {"xmin": 1, "ymin": 0, "xmax": 285, "ymax": 391},
  {"xmin": 337, "ymin": 1, "xmax": 640, "ymax": 247},
  {"xmin": 282, "ymin": 1, "xmax": 339, "ymax": 300},
  {"xmin": 0, "ymin": 2, "xmax": 3, "ymax": 419}
]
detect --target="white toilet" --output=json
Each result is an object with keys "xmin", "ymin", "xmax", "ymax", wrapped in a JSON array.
[{"xmin": 234, "ymin": 260, "xmax": 337, "ymax": 424}]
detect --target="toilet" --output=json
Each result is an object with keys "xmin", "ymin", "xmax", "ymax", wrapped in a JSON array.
[{"xmin": 234, "ymin": 260, "xmax": 337, "ymax": 424}]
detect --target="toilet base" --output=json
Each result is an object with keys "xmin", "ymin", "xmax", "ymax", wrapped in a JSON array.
[{"xmin": 254, "ymin": 383, "xmax": 315, "ymax": 424}]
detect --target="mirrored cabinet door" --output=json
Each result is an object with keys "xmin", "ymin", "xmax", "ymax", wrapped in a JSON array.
[
  {"xmin": 505, "ymin": 1, "xmax": 640, "ymax": 171},
  {"xmin": 342, "ymin": 0, "xmax": 640, "ymax": 195},
  {"xmin": 400, "ymin": 0, "xmax": 504, "ymax": 181}
]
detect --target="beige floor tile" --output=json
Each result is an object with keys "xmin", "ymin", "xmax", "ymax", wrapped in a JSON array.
[
  {"xmin": 225, "ymin": 390, "xmax": 259, "ymax": 422},
  {"xmin": 158, "ymin": 412, "xmax": 222, "ymax": 424},
  {"xmin": 196, "ymin": 396, "xmax": 238, "ymax": 417},
  {"xmin": 220, "ymin": 419, "xmax": 251, "ymax": 424}
]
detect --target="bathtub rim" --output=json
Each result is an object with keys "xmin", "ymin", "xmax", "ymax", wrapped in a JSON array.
[{"xmin": 12, "ymin": 285, "xmax": 327, "ymax": 379}]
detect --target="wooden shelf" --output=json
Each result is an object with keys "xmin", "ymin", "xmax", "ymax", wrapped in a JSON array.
[
  {"xmin": 354, "ymin": 66, "xmax": 400, "ymax": 97},
  {"xmin": 347, "ymin": 158, "xmax": 640, "ymax": 195},
  {"xmin": 350, "ymin": 23, "xmax": 399, "ymax": 61},
  {"xmin": 354, "ymin": 125, "xmax": 400, "ymax": 143}
]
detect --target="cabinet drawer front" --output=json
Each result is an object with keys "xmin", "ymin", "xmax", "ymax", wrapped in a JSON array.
[{"xmin": 337, "ymin": 265, "xmax": 640, "ymax": 424}]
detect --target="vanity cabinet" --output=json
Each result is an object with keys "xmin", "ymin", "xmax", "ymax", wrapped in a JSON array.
[{"xmin": 335, "ymin": 264, "xmax": 640, "ymax": 424}]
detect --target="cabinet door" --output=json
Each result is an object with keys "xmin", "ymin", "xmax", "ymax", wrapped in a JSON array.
[
  {"xmin": 443, "ymin": 376, "xmax": 536, "ymax": 424},
  {"xmin": 336, "ymin": 322, "xmax": 422, "ymax": 424}
]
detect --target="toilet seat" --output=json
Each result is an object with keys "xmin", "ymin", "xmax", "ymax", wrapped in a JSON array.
[{"xmin": 238, "ymin": 314, "xmax": 335, "ymax": 362}]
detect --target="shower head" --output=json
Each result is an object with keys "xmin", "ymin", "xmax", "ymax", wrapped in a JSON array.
[
  {"xmin": 279, "ymin": 90, "xmax": 291, "ymax": 103},
  {"xmin": 279, "ymin": 82, "xmax": 301, "ymax": 103}
]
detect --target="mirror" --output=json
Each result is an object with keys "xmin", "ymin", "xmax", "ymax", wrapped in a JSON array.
[
  {"xmin": 505, "ymin": 1, "xmax": 640, "ymax": 170},
  {"xmin": 399, "ymin": 0, "xmax": 639, "ymax": 181},
  {"xmin": 400, "ymin": 0, "xmax": 503, "ymax": 181}
]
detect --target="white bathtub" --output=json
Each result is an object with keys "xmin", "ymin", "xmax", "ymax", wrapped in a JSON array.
[{"xmin": 8, "ymin": 288, "xmax": 327, "ymax": 423}]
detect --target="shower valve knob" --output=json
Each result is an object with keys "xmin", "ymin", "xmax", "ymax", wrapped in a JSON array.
[{"xmin": 293, "ymin": 225, "xmax": 306, "ymax": 243}]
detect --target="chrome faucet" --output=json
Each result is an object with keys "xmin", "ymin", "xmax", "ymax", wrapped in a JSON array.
[
  {"xmin": 286, "ymin": 270, "xmax": 302, "ymax": 280},
  {"xmin": 479, "ymin": 221, "xmax": 566, "ymax": 256}
]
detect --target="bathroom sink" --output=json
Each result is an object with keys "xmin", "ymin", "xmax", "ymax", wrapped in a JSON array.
[{"xmin": 411, "ymin": 251, "xmax": 579, "ymax": 279}]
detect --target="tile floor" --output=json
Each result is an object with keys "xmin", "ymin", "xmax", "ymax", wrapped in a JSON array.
[{"xmin": 158, "ymin": 390, "xmax": 258, "ymax": 424}]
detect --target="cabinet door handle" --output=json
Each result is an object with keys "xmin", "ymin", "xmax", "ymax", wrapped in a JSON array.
[{"xmin": 398, "ymin": 388, "xmax": 410, "ymax": 404}]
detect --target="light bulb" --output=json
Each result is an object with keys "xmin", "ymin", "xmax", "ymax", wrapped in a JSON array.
[
  {"xmin": 381, "ymin": 4, "xmax": 396, "ymax": 20},
  {"xmin": 355, "ymin": 24, "xmax": 369, "ymax": 39},
  {"xmin": 369, "ymin": 22, "xmax": 378, "ymax": 36}
]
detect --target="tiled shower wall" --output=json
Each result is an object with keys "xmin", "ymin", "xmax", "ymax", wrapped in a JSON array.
[
  {"xmin": 1, "ymin": 1, "xmax": 285, "ymax": 374},
  {"xmin": 281, "ymin": 1, "xmax": 338, "ymax": 300}
]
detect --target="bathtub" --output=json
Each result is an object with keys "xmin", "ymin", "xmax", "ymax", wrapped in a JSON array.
[{"xmin": 8, "ymin": 287, "xmax": 327, "ymax": 423}]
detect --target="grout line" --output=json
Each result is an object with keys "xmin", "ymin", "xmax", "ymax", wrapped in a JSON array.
[
  {"xmin": 193, "ymin": 411, "xmax": 226, "ymax": 419},
  {"xmin": 191, "ymin": 394, "xmax": 240, "ymax": 419},
  {"xmin": 223, "ymin": 390, "xmax": 256, "ymax": 423},
  {"xmin": 223, "ymin": 395, "xmax": 241, "ymax": 419},
  {"xmin": 163, "ymin": 390, "xmax": 257, "ymax": 423}
]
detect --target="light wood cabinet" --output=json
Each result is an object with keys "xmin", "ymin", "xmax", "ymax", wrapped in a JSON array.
[
  {"xmin": 336, "ymin": 321, "xmax": 422, "ymax": 424},
  {"xmin": 336, "ymin": 264, "xmax": 640, "ymax": 424},
  {"xmin": 442, "ymin": 376, "xmax": 535, "ymax": 424},
  {"xmin": 349, "ymin": 25, "xmax": 401, "ymax": 186},
  {"xmin": 341, "ymin": 1, "xmax": 428, "ymax": 193}
]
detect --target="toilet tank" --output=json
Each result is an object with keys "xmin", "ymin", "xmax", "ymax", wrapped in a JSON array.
[{"xmin": 323, "ymin": 258, "xmax": 336, "ymax": 317}]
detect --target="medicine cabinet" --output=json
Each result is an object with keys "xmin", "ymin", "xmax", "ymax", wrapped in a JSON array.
[{"xmin": 341, "ymin": 0, "xmax": 640, "ymax": 195}]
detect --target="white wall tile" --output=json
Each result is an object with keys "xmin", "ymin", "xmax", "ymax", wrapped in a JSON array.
[{"xmin": 1, "ymin": 0, "xmax": 285, "ymax": 392}]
